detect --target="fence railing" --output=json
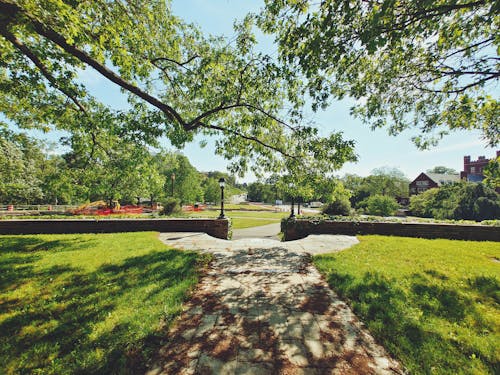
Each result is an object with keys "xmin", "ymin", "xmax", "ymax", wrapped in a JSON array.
[{"xmin": 0, "ymin": 205, "xmax": 78, "ymax": 212}]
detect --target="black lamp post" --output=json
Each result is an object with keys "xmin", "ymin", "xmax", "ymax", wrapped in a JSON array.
[
  {"xmin": 289, "ymin": 183, "xmax": 295, "ymax": 218},
  {"xmin": 218, "ymin": 177, "xmax": 226, "ymax": 219},
  {"xmin": 171, "ymin": 173, "xmax": 175, "ymax": 196}
]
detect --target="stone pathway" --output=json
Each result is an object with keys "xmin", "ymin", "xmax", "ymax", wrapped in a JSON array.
[{"xmin": 149, "ymin": 233, "xmax": 403, "ymax": 375}]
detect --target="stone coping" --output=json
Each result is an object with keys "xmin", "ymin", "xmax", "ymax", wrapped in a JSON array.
[
  {"xmin": 282, "ymin": 219, "xmax": 500, "ymax": 242},
  {"xmin": 0, "ymin": 218, "xmax": 230, "ymax": 239}
]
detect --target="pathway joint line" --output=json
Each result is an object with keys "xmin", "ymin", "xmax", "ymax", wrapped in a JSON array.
[{"xmin": 153, "ymin": 232, "xmax": 402, "ymax": 374}]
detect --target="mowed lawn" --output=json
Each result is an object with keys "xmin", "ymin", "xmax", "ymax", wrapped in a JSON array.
[
  {"xmin": 186, "ymin": 209, "xmax": 289, "ymax": 229},
  {"xmin": 314, "ymin": 236, "xmax": 500, "ymax": 374},
  {"xmin": 0, "ymin": 232, "xmax": 209, "ymax": 374}
]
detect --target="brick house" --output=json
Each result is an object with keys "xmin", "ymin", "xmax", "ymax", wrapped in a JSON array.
[
  {"xmin": 460, "ymin": 151, "xmax": 500, "ymax": 182},
  {"xmin": 409, "ymin": 172, "xmax": 460, "ymax": 195}
]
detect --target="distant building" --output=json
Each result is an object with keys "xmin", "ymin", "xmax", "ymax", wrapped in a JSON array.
[
  {"xmin": 409, "ymin": 172, "xmax": 460, "ymax": 195},
  {"xmin": 460, "ymin": 151, "xmax": 500, "ymax": 182}
]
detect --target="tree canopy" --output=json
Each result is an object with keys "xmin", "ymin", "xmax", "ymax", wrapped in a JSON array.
[
  {"xmin": 427, "ymin": 166, "xmax": 459, "ymax": 175},
  {"xmin": 259, "ymin": 0, "xmax": 499, "ymax": 148},
  {"xmin": 0, "ymin": 0, "xmax": 356, "ymax": 177}
]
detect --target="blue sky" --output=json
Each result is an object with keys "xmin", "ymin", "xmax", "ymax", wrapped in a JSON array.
[
  {"xmin": 7, "ymin": 0, "xmax": 497, "ymax": 182},
  {"xmin": 171, "ymin": 0, "xmax": 497, "ymax": 180}
]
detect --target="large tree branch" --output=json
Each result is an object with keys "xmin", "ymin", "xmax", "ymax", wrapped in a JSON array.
[
  {"xmin": 186, "ymin": 101, "xmax": 297, "ymax": 132},
  {"xmin": 0, "ymin": 25, "xmax": 87, "ymax": 113},
  {"xmin": 414, "ymin": 73, "xmax": 499, "ymax": 94},
  {"xmin": 378, "ymin": 1, "xmax": 488, "ymax": 34},
  {"xmin": 0, "ymin": 0, "xmax": 187, "ymax": 127},
  {"xmin": 200, "ymin": 122, "xmax": 298, "ymax": 159},
  {"xmin": 0, "ymin": 0, "xmax": 305, "ymax": 160},
  {"xmin": 150, "ymin": 55, "xmax": 200, "ymax": 70}
]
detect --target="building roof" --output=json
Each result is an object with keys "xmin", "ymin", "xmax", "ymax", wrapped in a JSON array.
[{"xmin": 426, "ymin": 173, "xmax": 460, "ymax": 186}]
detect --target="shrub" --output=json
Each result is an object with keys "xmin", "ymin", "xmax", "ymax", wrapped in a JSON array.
[
  {"xmin": 474, "ymin": 197, "xmax": 500, "ymax": 220},
  {"xmin": 365, "ymin": 194, "xmax": 399, "ymax": 216},
  {"xmin": 160, "ymin": 197, "xmax": 181, "ymax": 215},
  {"xmin": 322, "ymin": 197, "xmax": 351, "ymax": 216},
  {"xmin": 409, "ymin": 188, "xmax": 439, "ymax": 217}
]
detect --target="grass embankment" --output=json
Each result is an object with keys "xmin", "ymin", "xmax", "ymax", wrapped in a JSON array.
[
  {"xmin": 314, "ymin": 236, "xmax": 500, "ymax": 374},
  {"xmin": 0, "ymin": 232, "xmax": 209, "ymax": 374}
]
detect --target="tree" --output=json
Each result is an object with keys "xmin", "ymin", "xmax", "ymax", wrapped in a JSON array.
[
  {"xmin": 62, "ymin": 125, "xmax": 164, "ymax": 204},
  {"xmin": 410, "ymin": 182, "xmax": 500, "ymax": 221},
  {"xmin": 247, "ymin": 182, "xmax": 275, "ymax": 203},
  {"xmin": 203, "ymin": 178, "xmax": 221, "ymax": 204},
  {"xmin": 259, "ymin": 0, "xmax": 499, "ymax": 148},
  {"xmin": 0, "ymin": 0, "xmax": 356, "ymax": 176},
  {"xmin": 322, "ymin": 182, "xmax": 352, "ymax": 215},
  {"xmin": 40, "ymin": 155, "xmax": 77, "ymax": 204},
  {"xmin": 365, "ymin": 195, "xmax": 399, "ymax": 216},
  {"xmin": 168, "ymin": 154, "xmax": 203, "ymax": 204},
  {"xmin": 0, "ymin": 128, "xmax": 43, "ymax": 203},
  {"xmin": 409, "ymin": 188, "xmax": 440, "ymax": 218},
  {"xmin": 344, "ymin": 169, "xmax": 409, "ymax": 208},
  {"xmin": 427, "ymin": 166, "xmax": 458, "ymax": 175},
  {"xmin": 483, "ymin": 157, "xmax": 500, "ymax": 189}
]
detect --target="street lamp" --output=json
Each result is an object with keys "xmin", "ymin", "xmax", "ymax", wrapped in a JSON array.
[
  {"xmin": 218, "ymin": 177, "xmax": 226, "ymax": 219},
  {"xmin": 288, "ymin": 183, "xmax": 295, "ymax": 218},
  {"xmin": 171, "ymin": 173, "xmax": 175, "ymax": 197}
]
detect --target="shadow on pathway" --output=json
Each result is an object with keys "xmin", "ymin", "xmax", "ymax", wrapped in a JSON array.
[{"xmin": 149, "ymin": 234, "xmax": 403, "ymax": 374}]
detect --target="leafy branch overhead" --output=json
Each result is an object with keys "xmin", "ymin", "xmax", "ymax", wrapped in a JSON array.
[
  {"xmin": 259, "ymin": 0, "xmax": 499, "ymax": 148},
  {"xmin": 0, "ymin": 0, "xmax": 356, "ymax": 176}
]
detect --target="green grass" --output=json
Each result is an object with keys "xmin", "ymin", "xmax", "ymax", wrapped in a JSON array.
[
  {"xmin": 186, "ymin": 209, "xmax": 294, "ymax": 229},
  {"xmin": 314, "ymin": 236, "xmax": 500, "ymax": 374},
  {"xmin": 217, "ymin": 203, "xmax": 276, "ymax": 211},
  {"xmin": 0, "ymin": 232, "xmax": 209, "ymax": 374},
  {"xmin": 230, "ymin": 218, "xmax": 280, "ymax": 229}
]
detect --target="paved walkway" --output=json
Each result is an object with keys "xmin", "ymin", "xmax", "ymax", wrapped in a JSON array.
[
  {"xmin": 149, "ymin": 233, "xmax": 402, "ymax": 374},
  {"xmin": 231, "ymin": 223, "xmax": 281, "ymax": 240}
]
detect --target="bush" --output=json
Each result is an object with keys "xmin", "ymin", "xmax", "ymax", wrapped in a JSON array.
[
  {"xmin": 160, "ymin": 197, "xmax": 181, "ymax": 215},
  {"xmin": 408, "ymin": 183, "xmax": 500, "ymax": 221},
  {"xmin": 322, "ymin": 197, "xmax": 351, "ymax": 216},
  {"xmin": 365, "ymin": 195, "xmax": 399, "ymax": 216},
  {"xmin": 409, "ymin": 188, "xmax": 439, "ymax": 217}
]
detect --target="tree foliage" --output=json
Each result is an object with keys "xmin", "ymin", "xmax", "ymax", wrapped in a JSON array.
[
  {"xmin": 0, "ymin": 0, "xmax": 356, "ymax": 176},
  {"xmin": 259, "ymin": 0, "xmax": 499, "ymax": 148},
  {"xmin": 342, "ymin": 169, "xmax": 409, "ymax": 208},
  {"xmin": 483, "ymin": 156, "xmax": 500, "ymax": 189},
  {"xmin": 409, "ymin": 182, "xmax": 499, "ymax": 220},
  {"xmin": 0, "ymin": 128, "xmax": 43, "ymax": 203},
  {"xmin": 365, "ymin": 194, "xmax": 399, "ymax": 216},
  {"xmin": 427, "ymin": 166, "xmax": 459, "ymax": 175},
  {"xmin": 322, "ymin": 181, "xmax": 352, "ymax": 215},
  {"xmin": 0, "ymin": 128, "xmax": 243, "ymax": 205}
]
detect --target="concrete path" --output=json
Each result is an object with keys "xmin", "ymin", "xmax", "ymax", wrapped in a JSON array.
[
  {"xmin": 150, "ymin": 233, "xmax": 402, "ymax": 374},
  {"xmin": 158, "ymin": 232, "xmax": 360, "ymax": 256},
  {"xmin": 232, "ymin": 223, "xmax": 281, "ymax": 240}
]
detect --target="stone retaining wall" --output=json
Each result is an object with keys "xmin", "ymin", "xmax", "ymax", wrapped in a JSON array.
[
  {"xmin": 0, "ymin": 218, "xmax": 229, "ymax": 239},
  {"xmin": 282, "ymin": 219, "xmax": 500, "ymax": 242}
]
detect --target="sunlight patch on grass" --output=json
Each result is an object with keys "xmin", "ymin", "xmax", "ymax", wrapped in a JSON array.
[
  {"xmin": 0, "ymin": 232, "xmax": 209, "ymax": 374},
  {"xmin": 314, "ymin": 235, "xmax": 500, "ymax": 374}
]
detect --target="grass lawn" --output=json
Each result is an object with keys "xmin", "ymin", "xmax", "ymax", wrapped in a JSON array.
[
  {"xmin": 185, "ymin": 209, "xmax": 290, "ymax": 229},
  {"xmin": 0, "ymin": 232, "xmax": 209, "ymax": 374},
  {"xmin": 314, "ymin": 235, "xmax": 500, "ymax": 374}
]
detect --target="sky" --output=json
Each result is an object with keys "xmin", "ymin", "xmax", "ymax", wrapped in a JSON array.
[
  {"xmin": 7, "ymin": 0, "xmax": 498, "ymax": 182},
  {"xmin": 172, "ymin": 0, "xmax": 497, "ymax": 180}
]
